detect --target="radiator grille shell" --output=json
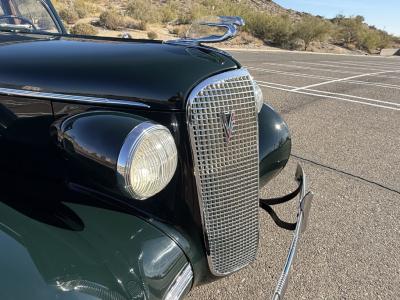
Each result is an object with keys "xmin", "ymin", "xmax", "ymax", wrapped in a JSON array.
[{"xmin": 187, "ymin": 69, "xmax": 260, "ymax": 276}]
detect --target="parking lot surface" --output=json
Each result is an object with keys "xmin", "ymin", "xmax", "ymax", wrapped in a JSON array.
[{"xmin": 187, "ymin": 50, "xmax": 400, "ymax": 300}]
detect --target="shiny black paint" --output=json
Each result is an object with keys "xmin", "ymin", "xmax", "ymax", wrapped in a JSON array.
[
  {"xmin": 0, "ymin": 33, "xmax": 238, "ymax": 111},
  {"xmin": 0, "ymin": 25, "xmax": 292, "ymax": 297},
  {"xmin": 50, "ymin": 102, "xmax": 292, "ymax": 286},
  {"xmin": 0, "ymin": 95, "xmax": 61, "ymax": 181},
  {"xmin": 0, "ymin": 100, "xmax": 191, "ymax": 300},
  {"xmin": 259, "ymin": 104, "xmax": 292, "ymax": 186},
  {"xmin": 53, "ymin": 111, "xmax": 148, "ymax": 193},
  {"xmin": 52, "ymin": 103, "xmax": 210, "ymax": 285},
  {"xmin": 0, "ymin": 192, "xmax": 189, "ymax": 300}
]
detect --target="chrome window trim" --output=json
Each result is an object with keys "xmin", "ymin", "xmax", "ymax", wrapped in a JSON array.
[
  {"xmin": 39, "ymin": 0, "xmax": 64, "ymax": 34},
  {"xmin": 0, "ymin": 87, "xmax": 150, "ymax": 108},
  {"xmin": 186, "ymin": 68, "xmax": 260, "ymax": 276}
]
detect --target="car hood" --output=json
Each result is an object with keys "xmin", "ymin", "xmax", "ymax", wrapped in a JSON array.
[{"xmin": 0, "ymin": 33, "xmax": 239, "ymax": 110}]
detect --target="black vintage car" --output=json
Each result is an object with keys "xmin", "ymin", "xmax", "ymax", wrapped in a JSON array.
[{"xmin": 0, "ymin": 1, "xmax": 313, "ymax": 299}]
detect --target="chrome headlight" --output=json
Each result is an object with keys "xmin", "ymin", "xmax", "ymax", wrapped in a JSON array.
[
  {"xmin": 117, "ymin": 122, "xmax": 178, "ymax": 200},
  {"xmin": 252, "ymin": 80, "xmax": 264, "ymax": 113}
]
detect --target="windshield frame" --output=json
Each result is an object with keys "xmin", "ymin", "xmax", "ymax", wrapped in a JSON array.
[{"xmin": 0, "ymin": 0, "xmax": 66, "ymax": 35}]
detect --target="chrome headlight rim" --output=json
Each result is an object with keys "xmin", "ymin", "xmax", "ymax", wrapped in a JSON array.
[
  {"xmin": 117, "ymin": 121, "xmax": 178, "ymax": 201},
  {"xmin": 251, "ymin": 79, "xmax": 264, "ymax": 113}
]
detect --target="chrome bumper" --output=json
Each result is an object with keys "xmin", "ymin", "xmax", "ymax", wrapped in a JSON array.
[{"xmin": 270, "ymin": 165, "xmax": 313, "ymax": 300}]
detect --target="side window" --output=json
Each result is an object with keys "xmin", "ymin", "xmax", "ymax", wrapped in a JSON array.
[{"xmin": 12, "ymin": 0, "xmax": 58, "ymax": 32}]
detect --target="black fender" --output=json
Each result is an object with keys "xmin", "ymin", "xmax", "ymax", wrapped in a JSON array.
[
  {"xmin": 51, "ymin": 111, "xmax": 148, "ymax": 197},
  {"xmin": 258, "ymin": 104, "xmax": 292, "ymax": 186},
  {"xmin": 0, "ymin": 195, "xmax": 191, "ymax": 300}
]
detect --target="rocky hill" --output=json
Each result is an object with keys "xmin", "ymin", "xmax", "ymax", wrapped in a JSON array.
[{"xmin": 54, "ymin": 0, "xmax": 399, "ymax": 54}]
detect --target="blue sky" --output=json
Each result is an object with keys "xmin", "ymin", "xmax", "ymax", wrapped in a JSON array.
[{"xmin": 275, "ymin": 0, "xmax": 400, "ymax": 36}]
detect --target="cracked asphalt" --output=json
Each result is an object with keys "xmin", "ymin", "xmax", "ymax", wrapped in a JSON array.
[{"xmin": 187, "ymin": 50, "xmax": 400, "ymax": 300}]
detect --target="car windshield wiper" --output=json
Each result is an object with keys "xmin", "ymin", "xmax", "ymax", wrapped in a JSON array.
[{"xmin": 0, "ymin": 23, "xmax": 34, "ymax": 32}]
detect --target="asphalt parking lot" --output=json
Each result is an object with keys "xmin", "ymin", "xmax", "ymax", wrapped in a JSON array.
[{"xmin": 188, "ymin": 50, "xmax": 400, "ymax": 300}]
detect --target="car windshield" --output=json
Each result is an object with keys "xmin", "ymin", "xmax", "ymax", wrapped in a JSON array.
[{"xmin": 0, "ymin": 0, "xmax": 59, "ymax": 33}]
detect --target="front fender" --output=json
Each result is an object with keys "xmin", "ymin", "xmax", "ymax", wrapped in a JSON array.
[
  {"xmin": 258, "ymin": 104, "xmax": 292, "ymax": 186},
  {"xmin": 0, "ymin": 194, "xmax": 192, "ymax": 300}
]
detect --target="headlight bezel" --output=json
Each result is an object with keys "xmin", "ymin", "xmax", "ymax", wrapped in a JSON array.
[
  {"xmin": 252, "ymin": 79, "xmax": 264, "ymax": 114},
  {"xmin": 117, "ymin": 121, "xmax": 178, "ymax": 201}
]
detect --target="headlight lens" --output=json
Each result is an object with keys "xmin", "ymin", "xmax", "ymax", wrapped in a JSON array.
[
  {"xmin": 253, "ymin": 80, "xmax": 264, "ymax": 113},
  {"xmin": 117, "ymin": 122, "xmax": 178, "ymax": 200}
]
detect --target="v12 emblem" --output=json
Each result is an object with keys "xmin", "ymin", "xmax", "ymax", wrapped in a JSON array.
[{"xmin": 220, "ymin": 111, "xmax": 236, "ymax": 143}]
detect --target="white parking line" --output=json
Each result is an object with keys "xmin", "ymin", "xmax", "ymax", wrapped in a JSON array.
[
  {"xmin": 258, "ymin": 83, "xmax": 400, "ymax": 111},
  {"xmin": 257, "ymin": 80, "xmax": 400, "ymax": 107},
  {"xmin": 262, "ymin": 62, "xmax": 363, "ymax": 75},
  {"xmin": 246, "ymin": 66, "xmax": 400, "ymax": 90},
  {"xmin": 262, "ymin": 62, "xmax": 400, "ymax": 79},
  {"xmin": 320, "ymin": 60, "xmax": 400, "ymax": 70},
  {"xmin": 292, "ymin": 61, "xmax": 393, "ymax": 72},
  {"xmin": 337, "ymin": 60, "xmax": 400, "ymax": 67},
  {"xmin": 292, "ymin": 70, "xmax": 397, "ymax": 91}
]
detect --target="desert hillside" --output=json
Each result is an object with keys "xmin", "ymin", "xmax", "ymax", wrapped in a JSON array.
[{"xmin": 53, "ymin": 0, "xmax": 400, "ymax": 54}]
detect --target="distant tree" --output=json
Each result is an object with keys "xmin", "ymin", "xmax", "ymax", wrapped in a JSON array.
[
  {"xmin": 334, "ymin": 16, "xmax": 364, "ymax": 45},
  {"xmin": 355, "ymin": 15, "xmax": 365, "ymax": 23},
  {"xmin": 360, "ymin": 29, "xmax": 391, "ymax": 52},
  {"xmin": 293, "ymin": 16, "xmax": 331, "ymax": 50}
]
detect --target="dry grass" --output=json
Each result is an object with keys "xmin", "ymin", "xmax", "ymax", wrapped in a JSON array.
[{"xmin": 70, "ymin": 23, "xmax": 99, "ymax": 35}]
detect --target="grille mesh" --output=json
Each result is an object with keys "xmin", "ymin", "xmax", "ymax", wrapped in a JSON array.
[{"xmin": 187, "ymin": 70, "xmax": 259, "ymax": 276}]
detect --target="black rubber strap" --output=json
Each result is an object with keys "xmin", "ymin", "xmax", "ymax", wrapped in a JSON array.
[
  {"xmin": 260, "ymin": 202, "xmax": 297, "ymax": 231},
  {"xmin": 259, "ymin": 180, "xmax": 303, "ymax": 231}
]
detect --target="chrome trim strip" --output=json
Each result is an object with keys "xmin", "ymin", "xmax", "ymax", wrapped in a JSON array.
[
  {"xmin": 272, "ymin": 164, "xmax": 313, "ymax": 300},
  {"xmin": 186, "ymin": 68, "xmax": 260, "ymax": 276},
  {"xmin": 0, "ymin": 87, "xmax": 150, "ymax": 109},
  {"xmin": 164, "ymin": 263, "xmax": 193, "ymax": 300}
]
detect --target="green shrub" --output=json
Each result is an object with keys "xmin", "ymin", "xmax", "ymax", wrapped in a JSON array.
[
  {"xmin": 70, "ymin": 23, "xmax": 98, "ymax": 35},
  {"xmin": 330, "ymin": 15, "xmax": 393, "ymax": 52},
  {"xmin": 268, "ymin": 15, "xmax": 293, "ymax": 46},
  {"xmin": 59, "ymin": 8, "xmax": 79, "ymax": 25},
  {"xmin": 137, "ymin": 21, "xmax": 148, "ymax": 31},
  {"xmin": 99, "ymin": 10, "xmax": 123, "ymax": 30},
  {"xmin": 126, "ymin": 0, "xmax": 160, "ymax": 23},
  {"xmin": 169, "ymin": 25, "xmax": 190, "ymax": 38},
  {"xmin": 124, "ymin": 18, "xmax": 148, "ymax": 31},
  {"xmin": 160, "ymin": 4, "xmax": 178, "ymax": 23},
  {"xmin": 360, "ymin": 29, "xmax": 390, "ymax": 53},
  {"xmin": 73, "ymin": 0, "xmax": 95, "ymax": 18},
  {"xmin": 332, "ymin": 15, "xmax": 364, "ymax": 46},
  {"xmin": 246, "ymin": 13, "xmax": 293, "ymax": 47},
  {"xmin": 177, "ymin": 3, "xmax": 210, "ymax": 25},
  {"xmin": 293, "ymin": 16, "xmax": 331, "ymax": 50},
  {"xmin": 147, "ymin": 31, "xmax": 158, "ymax": 40}
]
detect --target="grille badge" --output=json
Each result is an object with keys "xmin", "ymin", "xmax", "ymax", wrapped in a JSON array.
[{"xmin": 221, "ymin": 111, "xmax": 236, "ymax": 143}]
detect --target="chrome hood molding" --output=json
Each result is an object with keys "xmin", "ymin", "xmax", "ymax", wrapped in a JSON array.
[{"xmin": 166, "ymin": 16, "xmax": 245, "ymax": 46}]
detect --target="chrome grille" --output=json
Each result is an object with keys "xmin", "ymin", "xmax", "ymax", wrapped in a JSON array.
[{"xmin": 187, "ymin": 69, "xmax": 259, "ymax": 276}]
